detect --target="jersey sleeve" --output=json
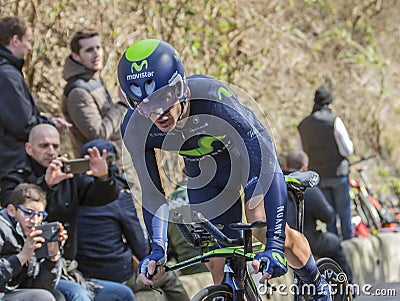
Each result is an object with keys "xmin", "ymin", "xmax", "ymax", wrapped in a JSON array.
[{"xmin": 121, "ymin": 109, "xmax": 168, "ymax": 251}]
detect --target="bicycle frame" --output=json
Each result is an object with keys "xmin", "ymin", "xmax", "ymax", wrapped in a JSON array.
[
  {"xmin": 349, "ymin": 155, "xmax": 399, "ymax": 232},
  {"xmin": 167, "ymin": 213, "xmax": 265, "ymax": 301},
  {"xmin": 166, "ymin": 171, "xmax": 350, "ymax": 301}
]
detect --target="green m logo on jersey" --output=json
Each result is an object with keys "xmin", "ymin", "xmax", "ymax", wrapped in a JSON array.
[
  {"xmin": 272, "ymin": 251, "xmax": 287, "ymax": 267},
  {"xmin": 174, "ymin": 53, "xmax": 180, "ymax": 62},
  {"xmin": 218, "ymin": 87, "xmax": 233, "ymax": 100},
  {"xmin": 131, "ymin": 60, "xmax": 148, "ymax": 73},
  {"xmin": 179, "ymin": 135, "xmax": 226, "ymax": 157}
]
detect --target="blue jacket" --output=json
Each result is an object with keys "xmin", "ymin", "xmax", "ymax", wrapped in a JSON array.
[{"xmin": 76, "ymin": 175, "xmax": 149, "ymax": 283}]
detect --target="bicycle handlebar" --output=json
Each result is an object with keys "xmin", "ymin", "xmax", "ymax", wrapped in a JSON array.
[
  {"xmin": 192, "ymin": 211, "xmax": 244, "ymax": 246},
  {"xmin": 173, "ymin": 212, "xmax": 200, "ymax": 247}
]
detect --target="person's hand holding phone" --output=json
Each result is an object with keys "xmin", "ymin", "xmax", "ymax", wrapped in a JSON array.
[
  {"xmin": 17, "ymin": 228, "xmax": 45, "ymax": 266},
  {"xmin": 34, "ymin": 222, "xmax": 64, "ymax": 261},
  {"xmin": 48, "ymin": 223, "xmax": 68, "ymax": 262},
  {"xmin": 45, "ymin": 155, "xmax": 74, "ymax": 186}
]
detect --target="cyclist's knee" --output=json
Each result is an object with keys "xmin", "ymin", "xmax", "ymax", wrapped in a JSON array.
[
  {"xmin": 205, "ymin": 257, "xmax": 225, "ymax": 284},
  {"xmin": 284, "ymin": 224, "xmax": 297, "ymax": 249}
]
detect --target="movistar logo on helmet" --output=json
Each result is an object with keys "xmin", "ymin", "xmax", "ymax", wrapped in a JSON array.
[
  {"xmin": 125, "ymin": 39, "xmax": 159, "ymax": 81},
  {"xmin": 126, "ymin": 70, "xmax": 154, "ymax": 81},
  {"xmin": 131, "ymin": 60, "xmax": 148, "ymax": 72},
  {"xmin": 126, "ymin": 60, "xmax": 154, "ymax": 80}
]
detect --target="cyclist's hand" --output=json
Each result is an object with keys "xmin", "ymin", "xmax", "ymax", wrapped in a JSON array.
[
  {"xmin": 252, "ymin": 249, "xmax": 288, "ymax": 283},
  {"xmin": 138, "ymin": 245, "xmax": 167, "ymax": 285}
]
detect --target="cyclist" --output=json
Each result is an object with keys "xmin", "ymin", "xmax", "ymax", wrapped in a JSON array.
[{"xmin": 118, "ymin": 39, "xmax": 332, "ymax": 300}]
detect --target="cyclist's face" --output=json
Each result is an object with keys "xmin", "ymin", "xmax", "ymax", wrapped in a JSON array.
[
  {"xmin": 73, "ymin": 36, "xmax": 103, "ymax": 71},
  {"xmin": 150, "ymin": 102, "xmax": 181, "ymax": 132}
]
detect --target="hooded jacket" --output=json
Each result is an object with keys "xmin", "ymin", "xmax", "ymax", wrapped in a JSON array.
[
  {"xmin": 0, "ymin": 46, "xmax": 52, "ymax": 180},
  {"xmin": 61, "ymin": 56, "xmax": 127, "ymax": 169},
  {"xmin": 0, "ymin": 209, "xmax": 61, "ymax": 297}
]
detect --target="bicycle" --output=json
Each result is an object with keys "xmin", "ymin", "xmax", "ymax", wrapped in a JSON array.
[
  {"xmin": 349, "ymin": 155, "xmax": 400, "ymax": 234},
  {"xmin": 164, "ymin": 171, "xmax": 352, "ymax": 301}
]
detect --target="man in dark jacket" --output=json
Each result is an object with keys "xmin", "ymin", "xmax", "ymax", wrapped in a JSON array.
[
  {"xmin": 0, "ymin": 124, "xmax": 118, "ymax": 261},
  {"xmin": 0, "ymin": 183, "xmax": 65, "ymax": 301},
  {"xmin": 0, "ymin": 16, "xmax": 71, "ymax": 180},
  {"xmin": 61, "ymin": 29, "xmax": 128, "ymax": 171},
  {"xmin": 298, "ymin": 85, "xmax": 354, "ymax": 240},
  {"xmin": 285, "ymin": 151, "xmax": 353, "ymax": 283}
]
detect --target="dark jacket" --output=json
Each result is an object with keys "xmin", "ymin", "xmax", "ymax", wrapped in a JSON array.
[
  {"xmin": 61, "ymin": 56, "xmax": 127, "ymax": 170},
  {"xmin": 0, "ymin": 209, "xmax": 61, "ymax": 297},
  {"xmin": 287, "ymin": 186, "xmax": 335, "ymax": 245},
  {"xmin": 298, "ymin": 107, "xmax": 349, "ymax": 178},
  {"xmin": 0, "ymin": 156, "xmax": 119, "ymax": 260},
  {"xmin": 0, "ymin": 46, "xmax": 52, "ymax": 180},
  {"xmin": 76, "ymin": 173, "xmax": 149, "ymax": 282}
]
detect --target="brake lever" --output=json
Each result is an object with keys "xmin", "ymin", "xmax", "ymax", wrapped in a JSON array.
[{"xmin": 146, "ymin": 271, "xmax": 163, "ymax": 294}]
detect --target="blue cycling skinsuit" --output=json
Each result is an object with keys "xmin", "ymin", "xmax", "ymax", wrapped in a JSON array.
[{"xmin": 121, "ymin": 75, "xmax": 287, "ymax": 268}]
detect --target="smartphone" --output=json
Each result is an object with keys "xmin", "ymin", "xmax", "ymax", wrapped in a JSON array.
[
  {"xmin": 62, "ymin": 158, "xmax": 90, "ymax": 174},
  {"xmin": 35, "ymin": 222, "xmax": 60, "ymax": 259}
]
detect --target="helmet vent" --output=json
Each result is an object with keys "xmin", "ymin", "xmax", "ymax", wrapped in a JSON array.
[
  {"xmin": 130, "ymin": 83, "xmax": 142, "ymax": 98},
  {"xmin": 145, "ymin": 79, "xmax": 156, "ymax": 96}
]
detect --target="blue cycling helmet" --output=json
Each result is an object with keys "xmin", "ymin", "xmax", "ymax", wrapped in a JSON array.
[{"xmin": 118, "ymin": 39, "xmax": 186, "ymax": 110}]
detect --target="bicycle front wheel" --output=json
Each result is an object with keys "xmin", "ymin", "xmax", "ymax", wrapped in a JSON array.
[
  {"xmin": 191, "ymin": 284, "xmax": 233, "ymax": 301},
  {"xmin": 316, "ymin": 257, "xmax": 353, "ymax": 301}
]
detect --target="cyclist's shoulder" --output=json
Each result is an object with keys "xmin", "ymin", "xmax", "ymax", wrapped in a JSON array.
[
  {"xmin": 120, "ymin": 108, "xmax": 134, "ymax": 136},
  {"xmin": 188, "ymin": 74, "xmax": 235, "ymax": 103},
  {"xmin": 121, "ymin": 108, "xmax": 154, "ymax": 136}
]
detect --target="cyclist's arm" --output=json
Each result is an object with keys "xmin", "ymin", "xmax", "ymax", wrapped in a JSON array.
[
  {"xmin": 247, "ymin": 171, "xmax": 287, "ymax": 250},
  {"xmin": 121, "ymin": 110, "xmax": 168, "ymax": 253}
]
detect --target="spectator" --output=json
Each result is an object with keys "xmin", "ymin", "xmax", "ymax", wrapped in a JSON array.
[
  {"xmin": 76, "ymin": 139, "xmax": 190, "ymax": 301},
  {"xmin": 61, "ymin": 29, "xmax": 128, "ymax": 171},
  {"xmin": 0, "ymin": 183, "xmax": 66, "ymax": 301},
  {"xmin": 0, "ymin": 124, "xmax": 133, "ymax": 301},
  {"xmin": 298, "ymin": 84, "xmax": 354, "ymax": 240},
  {"xmin": 0, "ymin": 16, "xmax": 71, "ymax": 180},
  {"xmin": 284, "ymin": 151, "xmax": 353, "ymax": 283}
]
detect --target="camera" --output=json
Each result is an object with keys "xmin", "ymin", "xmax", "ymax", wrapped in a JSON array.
[
  {"xmin": 62, "ymin": 158, "xmax": 90, "ymax": 174},
  {"xmin": 35, "ymin": 222, "xmax": 60, "ymax": 259}
]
